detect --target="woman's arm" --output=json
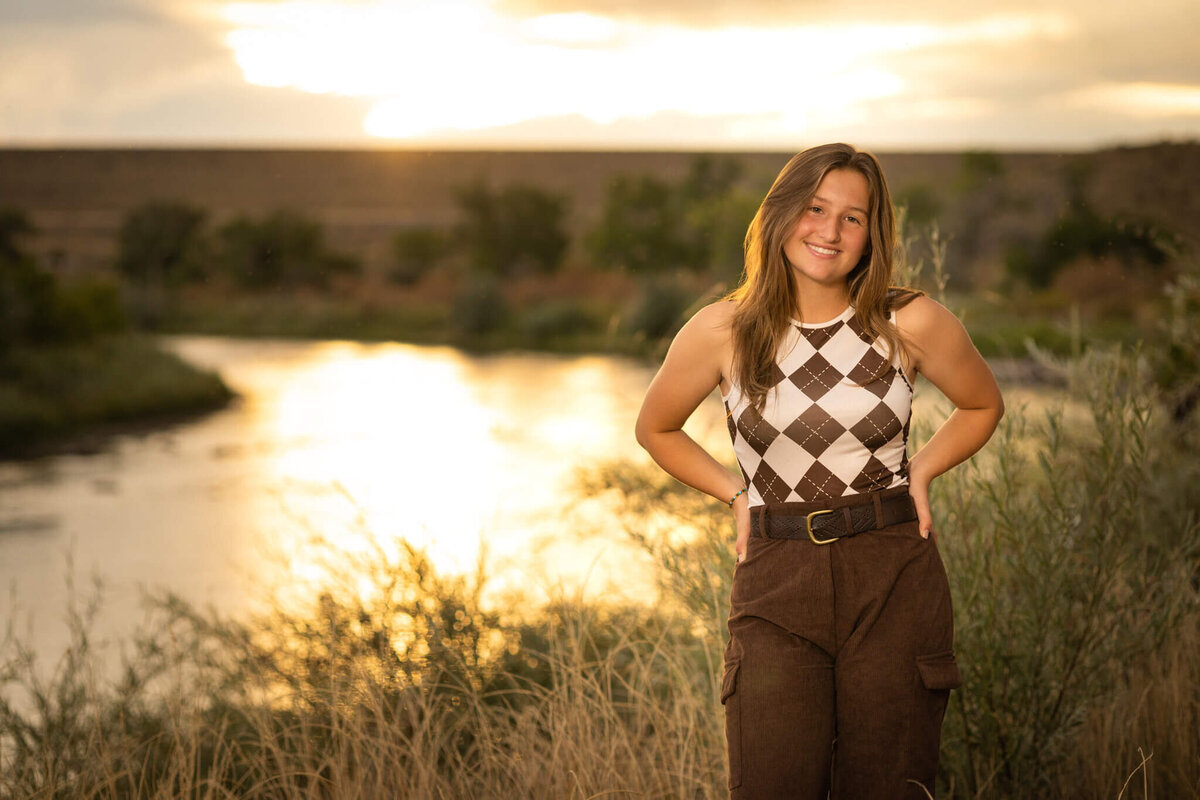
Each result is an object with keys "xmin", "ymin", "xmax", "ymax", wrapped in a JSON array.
[
  {"xmin": 635, "ymin": 302, "xmax": 751, "ymax": 558},
  {"xmin": 898, "ymin": 296, "xmax": 1005, "ymax": 539}
]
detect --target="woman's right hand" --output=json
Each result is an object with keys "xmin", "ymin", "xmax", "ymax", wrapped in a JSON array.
[{"xmin": 734, "ymin": 492, "xmax": 751, "ymax": 563}]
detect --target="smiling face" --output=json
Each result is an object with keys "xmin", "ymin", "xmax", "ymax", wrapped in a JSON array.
[{"xmin": 781, "ymin": 167, "xmax": 871, "ymax": 299}]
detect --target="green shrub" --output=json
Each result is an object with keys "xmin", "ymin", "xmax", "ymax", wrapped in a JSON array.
[
  {"xmin": 626, "ymin": 277, "xmax": 694, "ymax": 339},
  {"xmin": 454, "ymin": 182, "xmax": 570, "ymax": 276},
  {"xmin": 1155, "ymin": 262, "xmax": 1200, "ymax": 421},
  {"xmin": 0, "ymin": 209, "xmax": 127, "ymax": 350},
  {"xmin": 0, "ymin": 530, "xmax": 719, "ymax": 799},
  {"xmin": 452, "ymin": 272, "xmax": 508, "ymax": 336},
  {"xmin": 114, "ymin": 201, "xmax": 208, "ymax": 286},
  {"xmin": 954, "ymin": 149, "xmax": 1005, "ymax": 193},
  {"xmin": 971, "ymin": 320, "xmax": 1077, "ymax": 358},
  {"xmin": 588, "ymin": 156, "xmax": 761, "ymax": 278},
  {"xmin": 1007, "ymin": 206, "xmax": 1174, "ymax": 289},
  {"xmin": 587, "ymin": 174, "xmax": 692, "ymax": 273},
  {"xmin": 518, "ymin": 299, "xmax": 598, "ymax": 342},
  {"xmin": 895, "ymin": 183, "xmax": 942, "ymax": 229},
  {"xmin": 52, "ymin": 279, "xmax": 126, "ymax": 340},
  {"xmin": 0, "ymin": 336, "xmax": 231, "ymax": 454},
  {"xmin": 217, "ymin": 210, "xmax": 360, "ymax": 289},
  {"xmin": 932, "ymin": 347, "xmax": 1200, "ymax": 797},
  {"xmin": 390, "ymin": 226, "xmax": 448, "ymax": 285}
]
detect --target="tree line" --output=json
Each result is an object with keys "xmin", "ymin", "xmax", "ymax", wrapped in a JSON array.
[{"xmin": 2, "ymin": 151, "xmax": 1185, "ymax": 353}]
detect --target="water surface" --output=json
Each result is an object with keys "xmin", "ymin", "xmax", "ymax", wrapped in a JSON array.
[
  {"xmin": 0, "ymin": 336, "xmax": 1051, "ymax": 667},
  {"xmin": 0, "ymin": 337, "xmax": 738, "ymax": 665}
]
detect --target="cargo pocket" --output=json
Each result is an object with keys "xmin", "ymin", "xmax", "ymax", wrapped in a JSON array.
[
  {"xmin": 909, "ymin": 651, "xmax": 961, "ymax": 783},
  {"xmin": 916, "ymin": 651, "xmax": 962, "ymax": 691},
  {"xmin": 721, "ymin": 658, "xmax": 743, "ymax": 790}
]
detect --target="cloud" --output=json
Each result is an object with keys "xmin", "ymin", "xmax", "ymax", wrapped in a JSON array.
[
  {"xmin": 493, "ymin": 0, "xmax": 1195, "ymax": 31},
  {"xmin": 0, "ymin": 0, "xmax": 153, "ymax": 25},
  {"xmin": 0, "ymin": 0, "xmax": 323, "ymax": 143},
  {"xmin": 493, "ymin": 0, "xmax": 1080, "ymax": 26},
  {"xmin": 1, "ymin": 0, "xmax": 1196, "ymax": 148},
  {"xmin": 0, "ymin": 15, "xmax": 222, "ymax": 138}
]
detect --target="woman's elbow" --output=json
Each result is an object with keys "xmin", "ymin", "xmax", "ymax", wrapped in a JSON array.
[
  {"xmin": 635, "ymin": 413, "xmax": 674, "ymax": 454},
  {"xmin": 634, "ymin": 415, "xmax": 653, "ymax": 451}
]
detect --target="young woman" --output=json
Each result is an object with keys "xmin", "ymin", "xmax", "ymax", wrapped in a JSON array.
[{"xmin": 635, "ymin": 143, "xmax": 1003, "ymax": 798}]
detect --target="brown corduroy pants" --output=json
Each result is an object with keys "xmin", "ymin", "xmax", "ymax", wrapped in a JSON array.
[{"xmin": 722, "ymin": 486, "xmax": 961, "ymax": 799}]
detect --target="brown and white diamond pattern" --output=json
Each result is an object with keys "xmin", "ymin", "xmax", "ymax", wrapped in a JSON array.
[{"xmin": 724, "ymin": 312, "xmax": 913, "ymax": 503}]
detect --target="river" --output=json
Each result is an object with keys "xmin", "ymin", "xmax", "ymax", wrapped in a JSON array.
[
  {"xmin": 0, "ymin": 336, "xmax": 734, "ymax": 666},
  {"xmin": 0, "ymin": 336, "xmax": 1051, "ymax": 669}
]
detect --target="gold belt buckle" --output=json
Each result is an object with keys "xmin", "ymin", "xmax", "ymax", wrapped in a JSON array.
[{"xmin": 806, "ymin": 509, "xmax": 838, "ymax": 545}]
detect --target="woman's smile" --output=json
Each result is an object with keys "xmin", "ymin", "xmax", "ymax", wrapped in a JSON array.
[
  {"xmin": 804, "ymin": 242, "xmax": 841, "ymax": 257},
  {"xmin": 782, "ymin": 167, "xmax": 871, "ymax": 293}
]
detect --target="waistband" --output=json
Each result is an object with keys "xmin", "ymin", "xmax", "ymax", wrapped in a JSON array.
[{"xmin": 749, "ymin": 486, "xmax": 917, "ymax": 545}]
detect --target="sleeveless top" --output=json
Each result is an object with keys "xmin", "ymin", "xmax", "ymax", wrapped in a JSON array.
[{"xmin": 721, "ymin": 305, "xmax": 912, "ymax": 507}]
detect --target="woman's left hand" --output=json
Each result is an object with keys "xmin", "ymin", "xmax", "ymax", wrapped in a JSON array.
[
  {"xmin": 907, "ymin": 459, "xmax": 935, "ymax": 540},
  {"xmin": 734, "ymin": 492, "xmax": 751, "ymax": 562},
  {"xmin": 897, "ymin": 296, "xmax": 1006, "ymax": 543}
]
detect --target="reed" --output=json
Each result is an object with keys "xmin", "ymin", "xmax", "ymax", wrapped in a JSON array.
[
  {"xmin": 3, "ymin": 320, "xmax": 1198, "ymax": 799},
  {"xmin": 0, "ymin": 334, "xmax": 232, "ymax": 455}
]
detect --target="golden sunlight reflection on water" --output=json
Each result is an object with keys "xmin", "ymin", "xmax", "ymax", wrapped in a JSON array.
[
  {"xmin": 0, "ymin": 336, "xmax": 1058, "ymax": 671},
  {"xmin": 164, "ymin": 338, "xmax": 730, "ymax": 612}
]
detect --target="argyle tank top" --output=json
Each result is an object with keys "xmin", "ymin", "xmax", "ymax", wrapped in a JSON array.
[{"xmin": 721, "ymin": 305, "xmax": 912, "ymax": 506}]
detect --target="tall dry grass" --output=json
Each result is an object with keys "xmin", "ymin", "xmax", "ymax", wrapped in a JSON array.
[
  {"xmin": 3, "ymin": 265, "xmax": 1199, "ymax": 799},
  {"xmin": 1, "ymin": 536, "xmax": 729, "ymax": 799}
]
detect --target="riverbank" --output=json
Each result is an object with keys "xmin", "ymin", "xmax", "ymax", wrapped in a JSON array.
[
  {"xmin": 158, "ymin": 278, "xmax": 1151, "ymax": 362},
  {"xmin": 0, "ymin": 335, "xmax": 234, "ymax": 459},
  {"xmin": 2, "ymin": 341, "xmax": 1197, "ymax": 797},
  {"xmin": 0, "ymin": 326, "xmax": 1073, "ymax": 461}
]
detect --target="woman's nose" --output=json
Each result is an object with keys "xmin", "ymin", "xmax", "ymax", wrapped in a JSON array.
[{"xmin": 818, "ymin": 216, "xmax": 841, "ymax": 242}]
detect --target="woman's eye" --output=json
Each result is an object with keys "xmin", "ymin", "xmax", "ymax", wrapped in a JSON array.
[
  {"xmin": 846, "ymin": 215, "xmax": 862, "ymax": 225},
  {"xmin": 809, "ymin": 206, "xmax": 823, "ymax": 214}
]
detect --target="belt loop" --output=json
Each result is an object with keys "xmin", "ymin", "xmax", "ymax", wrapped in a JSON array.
[
  {"xmin": 759, "ymin": 504, "xmax": 769, "ymax": 538},
  {"xmin": 872, "ymin": 491, "xmax": 883, "ymax": 529},
  {"xmin": 841, "ymin": 506, "xmax": 853, "ymax": 536}
]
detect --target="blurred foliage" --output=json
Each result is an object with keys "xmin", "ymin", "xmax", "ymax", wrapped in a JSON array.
[
  {"xmin": 0, "ymin": 207, "xmax": 35, "ymax": 263},
  {"xmin": 587, "ymin": 174, "xmax": 688, "ymax": 273},
  {"xmin": 452, "ymin": 271, "xmax": 508, "ymax": 337},
  {"xmin": 390, "ymin": 226, "xmax": 449, "ymax": 286},
  {"xmin": 0, "ymin": 335, "xmax": 231, "ymax": 455},
  {"xmin": 1153, "ymin": 258, "xmax": 1200, "ymax": 422},
  {"xmin": 949, "ymin": 150, "xmax": 1010, "ymax": 269},
  {"xmin": 518, "ymin": 298, "xmax": 600, "ymax": 341},
  {"xmin": 217, "ymin": 210, "xmax": 360, "ymax": 290},
  {"xmin": 954, "ymin": 149, "xmax": 1006, "ymax": 193},
  {"xmin": 625, "ymin": 276, "xmax": 696, "ymax": 340},
  {"xmin": 114, "ymin": 201, "xmax": 208, "ymax": 286},
  {"xmin": 454, "ymin": 182, "xmax": 570, "ymax": 276},
  {"xmin": 895, "ymin": 183, "xmax": 943, "ymax": 230},
  {"xmin": 1005, "ymin": 204, "xmax": 1175, "ymax": 289},
  {"xmin": 588, "ymin": 155, "xmax": 758, "ymax": 277},
  {"xmin": 1006, "ymin": 160, "xmax": 1177, "ymax": 289},
  {"xmin": 0, "ymin": 208, "xmax": 125, "ymax": 354},
  {"xmin": 0, "ymin": 524, "xmax": 715, "ymax": 798},
  {"xmin": 3, "ymin": 289, "xmax": 1200, "ymax": 794},
  {"xmin": 933, "ymin": 345, "xmax": 1200, "ymax": 797},
  {"xmin": 0, "ymin": 208, "xmax": 59, "ymax": 350}
]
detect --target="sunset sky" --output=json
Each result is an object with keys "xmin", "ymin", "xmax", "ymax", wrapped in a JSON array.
[{"xmin": 2, "ymin": 0, "xmax": 1197, "ymax": 150}]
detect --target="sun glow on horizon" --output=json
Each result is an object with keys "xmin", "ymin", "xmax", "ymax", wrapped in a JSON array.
[
  {"xmin": 219, "ymin": 1, "xmax": 1082, "ymax": 142},
  {"xmin": 1066, "ymin": 82, "xmax": 1200, "ymax": 117}
]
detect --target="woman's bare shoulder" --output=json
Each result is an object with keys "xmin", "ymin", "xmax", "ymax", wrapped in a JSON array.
[
  {"xmin": 894, "ymin": 294, "xmax": 960, "ymax": 339},
  {"xmin": 663, "ymin": 300, "xmax": 736, "ymax": 370},
  {"xmin": 679, "ymin": 299, "xmax": 736, "ymax": 340},
  {"xmin": 696, "ymin": 298, "xmax": 738, "ymax": 324},
  {"xmin": 894, "ymin": 294, "xmax": 985, "ymax": 378}
]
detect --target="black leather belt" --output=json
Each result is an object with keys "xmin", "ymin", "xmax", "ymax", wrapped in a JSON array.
[{"xmin": 750, "ymin": 488, "xmax": 918, "ymax": 545}]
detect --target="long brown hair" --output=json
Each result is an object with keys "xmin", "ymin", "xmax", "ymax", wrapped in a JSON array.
[{"xmin": 728, "ymin": 143, "xmax": 918, "ymax": 412}]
